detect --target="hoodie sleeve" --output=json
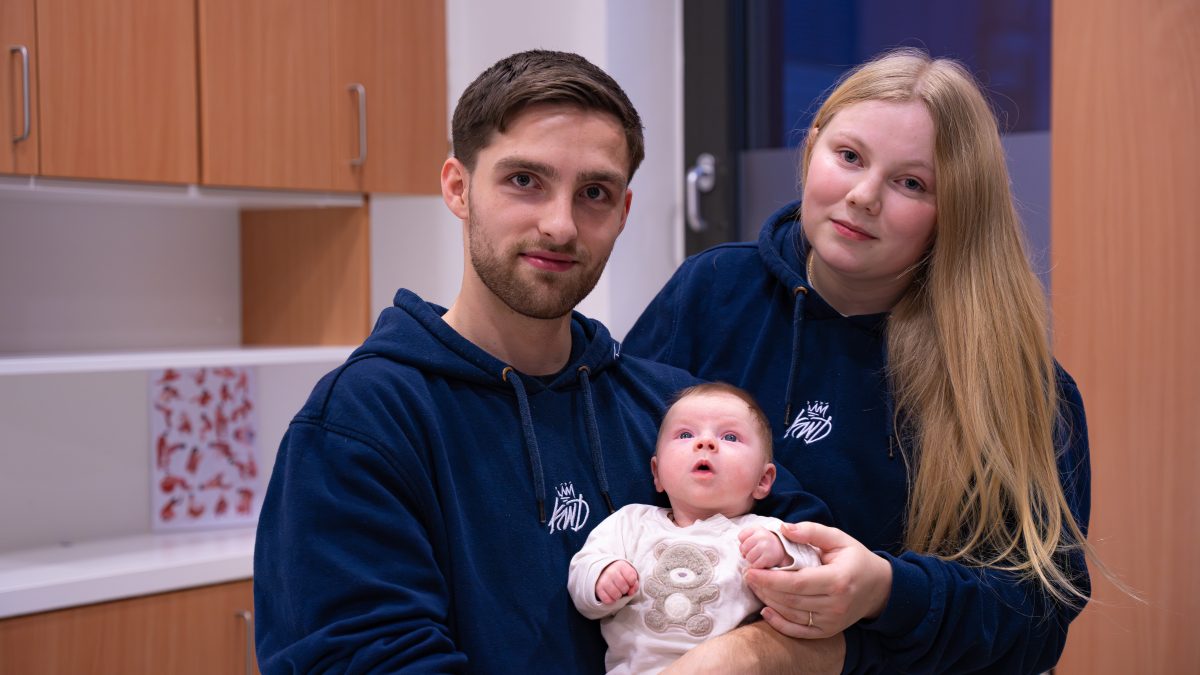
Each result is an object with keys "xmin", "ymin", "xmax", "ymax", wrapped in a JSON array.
[
  {"xmin": 842, "ymin": 369, "xmax": 1092, "ymax": 675},
  {"xmin": 254, "ymin": 419, "xmax": 466, "ymax": 674}
]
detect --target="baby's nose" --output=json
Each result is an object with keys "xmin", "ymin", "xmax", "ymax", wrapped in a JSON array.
[{"xmin": 694, "ymin": 438, "xmax": 716, "ymax": 451}]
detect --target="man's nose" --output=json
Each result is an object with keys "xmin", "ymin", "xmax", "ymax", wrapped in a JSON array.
[{"xmin": 538, "ymin": 193, "xmax": 578, "ymax": 245}]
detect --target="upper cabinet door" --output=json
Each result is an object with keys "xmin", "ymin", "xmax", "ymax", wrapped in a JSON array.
[
  {"xmin": 329, "ymin": 0, "xmax": 447, "ymax": 195},
  {"xmin": 35, "ymin": 0, "xmax": 198, "ymax": 184},
  {"xmin": 1, "ymin": 0, "xmax": 39, "ymax": 175},
  {"xmin": 199, "ymin": 0, "xmax": 336, "ymax": 191}
]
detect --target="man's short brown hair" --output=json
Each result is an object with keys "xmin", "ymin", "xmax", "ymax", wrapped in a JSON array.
[{"xmin": 451, "ymin": 50, "xmax": 645, "ymax": 180}]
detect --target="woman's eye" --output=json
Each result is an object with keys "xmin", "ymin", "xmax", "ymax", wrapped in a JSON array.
[
  {"xmin": 901, "ymin": 177, "xmax": 925, "ymax": 192},
  {"xmin": 839, "ymin": 149, "xmax": 860, "ymax": 164},
  {"xmin": 510, "ymin": 173, "xmax": 535, "ymax": 188},
  {"xmin": 722, "ymin": 433, "xmax": 738, "ymax": 442},
  {"xmin": 678, "ymin": 431, "xmax": 693, "ymax": 439}
]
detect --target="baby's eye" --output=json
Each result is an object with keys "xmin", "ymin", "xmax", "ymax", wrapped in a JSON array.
[
  {"xmin": 722, "ymin": 433, "xmax": 739, "ymax": 442},
  {"xmin": 678, "ymin": 431, "xmax": 693, "ymax": 439}
]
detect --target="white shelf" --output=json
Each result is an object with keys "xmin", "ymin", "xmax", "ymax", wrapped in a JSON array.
[
  {"xmin": 0, "ymin": 529, "xmax": 255, "ymax": 619},
  {"xmin": 0, "ymin": 175, "xmax": 364, "ymax": 209},
  {"xmin": 0, "ymin": 346, "xmax": 355, "ymax": 376}
]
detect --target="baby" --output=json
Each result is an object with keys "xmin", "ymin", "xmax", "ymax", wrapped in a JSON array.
[{"xmin": 568, "ymin": 382, "xmax": 821, "ymax": 675}]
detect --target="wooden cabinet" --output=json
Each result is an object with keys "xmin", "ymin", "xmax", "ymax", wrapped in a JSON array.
[
  {"xmin": 0, "ymin": 580, "xmax": 259, "ymax": 675},
  {"xmin": 1, "ymin": 0, "xmax": 39, "ymax": 174},
  {"xmin": 200, "ymin": 0, "xmax": 446, "ymax": 194},
  {"xmin": 329, "ymin": 0, "xmax": 447, "ymax": 194},
  {"xmin": 34, "ymin": 0, "xmax": 199, "ymax": 183}
]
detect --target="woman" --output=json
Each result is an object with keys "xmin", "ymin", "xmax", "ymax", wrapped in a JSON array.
[{"xmin": 625, "ymin": 48, "xmax": 1094, "ymax": 673}]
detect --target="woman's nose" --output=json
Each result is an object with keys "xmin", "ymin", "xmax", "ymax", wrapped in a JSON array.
[{"xmin": 846, "ymin": 176, "xmax": 881, "ymax": 215}]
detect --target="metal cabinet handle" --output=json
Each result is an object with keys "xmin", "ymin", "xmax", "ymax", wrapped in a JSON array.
[
  {"xmin": 10, "ymin": 45, "xmax": 30, "ymax": 143},
  {"xmin": 349, "ymin": 83, "xmax": 367, "ymax": 166},
  {"xmin": 235, "ymin": 609, "xmax": 255, "ymax": 674},
  {"xmin": 686, "ymin": 153, "xmax": 716, "ymax": 232}
]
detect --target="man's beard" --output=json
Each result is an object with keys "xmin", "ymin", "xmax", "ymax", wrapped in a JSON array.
[{"xmin": 467, "ymin": 210, "xmax": 609, "ymax": 320}]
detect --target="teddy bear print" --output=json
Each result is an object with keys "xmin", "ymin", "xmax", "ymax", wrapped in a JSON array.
[{"xmin": 643, "ymin": 541, "xmax": 720, "ymax": 636}]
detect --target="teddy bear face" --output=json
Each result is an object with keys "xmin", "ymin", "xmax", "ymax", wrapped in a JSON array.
[{"xmin": 653, "ymin": 544, "xmax": 715, "ymax": 589}]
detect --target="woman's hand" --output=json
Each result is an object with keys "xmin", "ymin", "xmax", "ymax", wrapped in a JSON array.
[{"xmin": 744, "ymin": 521, "xmax": 893, "ymax": 638}]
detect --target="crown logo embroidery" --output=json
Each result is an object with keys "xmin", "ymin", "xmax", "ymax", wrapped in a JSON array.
[
  {"xmin": 548, "ymin": 482, "xmax": 591, "ymax": 534},
  {"xmin": 784, "ymin": 400, "xmax": 833, "ymax": 445}
]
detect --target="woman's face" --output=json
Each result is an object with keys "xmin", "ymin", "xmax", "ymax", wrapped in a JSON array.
[{"xmin": 801, "ymin": 100, "xmax": 937, "ymax": 300}]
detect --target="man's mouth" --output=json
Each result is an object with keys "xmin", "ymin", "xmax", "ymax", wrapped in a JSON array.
[{"xmin": 520, "ymin": 250, "xmax": 577, "ymax": 272}]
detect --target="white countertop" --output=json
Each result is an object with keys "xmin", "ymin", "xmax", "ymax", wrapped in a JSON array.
[{"xmin": 0, "ymin": 529, "xmax": 255, "ymax": 619}]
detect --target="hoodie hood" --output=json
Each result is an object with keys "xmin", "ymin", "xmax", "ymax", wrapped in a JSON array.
[
  {"xmin": 352, "ymin": 288, "xmax": 621, "ymax": 392},
  {"xmin": 349, "ymin": 288, "xmax": 622, "ymax": 522}
]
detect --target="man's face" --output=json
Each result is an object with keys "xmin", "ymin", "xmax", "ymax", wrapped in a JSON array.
[{"xmin": 447, "ymin": 103, "xmax": 632, "ymax": 320}]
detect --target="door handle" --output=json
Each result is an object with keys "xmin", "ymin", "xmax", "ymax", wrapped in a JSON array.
[
  {"xmin": 10, "ymin": 45, "xmax": 30, "ymax": 143},
  {"xmin": 348, "ymin": 83, "xmax": 367, "ymax": 167},
  {"xmin": 686, "ymin": 153, "xmax": 716, "ymax": 232}
]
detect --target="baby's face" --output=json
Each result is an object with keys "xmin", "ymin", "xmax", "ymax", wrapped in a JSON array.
[{"xmin": 652, "ymin": 392, "xmax": 775, "ymax": 524}]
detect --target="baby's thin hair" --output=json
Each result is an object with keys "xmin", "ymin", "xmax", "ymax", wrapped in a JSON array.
[{"xmin": 661, "ymin": 382, "xmax": 774, "ymax": 460}]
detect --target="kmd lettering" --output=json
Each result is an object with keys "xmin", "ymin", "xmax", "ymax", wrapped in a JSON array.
[
  {"xmin": 548, "ymin": 482, "xmax": 590, "ymax": 534},
  {"xmin": 785, "ymin": 401, "xmax": 833, "ymax": 444}
]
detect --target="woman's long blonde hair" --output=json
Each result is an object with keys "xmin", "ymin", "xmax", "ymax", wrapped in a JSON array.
[{"xmin": 800, "ymin": 48, "xmax": 1091, "ymax": 605}]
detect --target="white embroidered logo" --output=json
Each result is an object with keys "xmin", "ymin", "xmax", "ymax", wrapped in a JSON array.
[
  {"xmin": 784, "ymin": 401, "xmax": 833, "ymax": 444},
  {"xmin": 548, "ymin": 482, "xmax": 591, "ymax": 534}
]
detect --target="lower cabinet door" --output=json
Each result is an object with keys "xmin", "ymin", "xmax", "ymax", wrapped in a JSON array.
[{"xmin": 0, "ymin": 579, "xmax": 258, "ymax": 675}]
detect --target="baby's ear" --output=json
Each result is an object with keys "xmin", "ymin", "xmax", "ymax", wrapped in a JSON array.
[
  {"xmin": 753, "ymin": 462, "xmax": 777, "ymax": 500},
  {"xmin": 650, "ymin": 456, "xmax": 664, "ymax": 493}
]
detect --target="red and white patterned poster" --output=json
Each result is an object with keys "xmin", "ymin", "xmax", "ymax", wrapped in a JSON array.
[{"xmin": 149, "ymin": 366, "xmax": 260, "ymax": 531}]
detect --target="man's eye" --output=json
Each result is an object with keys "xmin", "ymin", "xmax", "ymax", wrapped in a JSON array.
[
  {"xmin": 510, "ymin": 173, "xmax": 535, "ymax": 188},
  {"xmin": 582, "ymin": 185, "xmax": 608, "ymax": 201},
  {"xmin": 678, "ymin": 431, "xmax": 693, "ymax": 439},
  {"xmin": 722, "ymin": 433, "xmax": 738, "ymax": 442}
]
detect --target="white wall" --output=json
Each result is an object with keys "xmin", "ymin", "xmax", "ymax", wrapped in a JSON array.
[{"xmin": 371, "ymin": 0, "xmax": 684, "ymax": 340}]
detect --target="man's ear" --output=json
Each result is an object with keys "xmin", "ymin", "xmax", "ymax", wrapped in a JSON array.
[
  {"xmin": 441, "ymin": 157, "xmax": 470, "ymax": 220},
  {"xmin": 752, "ymin": 462, "xmax": 777, "ymax": 500},
  {"xmin": 650, "ymin": 455, "xmax": 664, "ymax": 493},
  {"xmin": 617, "ymin": 188, "xmax": 633, "ymax": 236}
]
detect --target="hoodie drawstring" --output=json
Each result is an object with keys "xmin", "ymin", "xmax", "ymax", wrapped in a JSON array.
[
  {"xmin": 502, "ymin": 365, "xmax": 617, "ymax": 524},
  {"xmin": 783, "ymin": 286, "xmax": 809, "ymax": 427},
  {"xmin": 503, "ymin": 367, "xmax": 548, "ymax": 523},
  {"xmin": 577, "ymin": 366, "xmax": 616, "ymax": 515}
]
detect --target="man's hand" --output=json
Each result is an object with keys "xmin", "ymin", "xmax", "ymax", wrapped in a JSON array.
[
  {"xmin": 660, "ymin": 621, "xmax": 845, "ymax": 674},
  {"xmin": 745, "ymin": 521, "xmax": 892, "ymax": 638},
  {"xmin": 738, "ymin": 525, "xmax": 793, "ymax": 569},
  {"xmin": 595, "ymin": 559, "xmax": 639, "ymax": 604}
]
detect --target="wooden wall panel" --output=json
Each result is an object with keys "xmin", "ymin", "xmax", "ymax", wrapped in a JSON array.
[
  {"xmin": 1052, "ymin": 1, "xmax": 1200, "ymax": 672},
  {"xmin": 241, "ymin": 206, "xmax": 370, "ymax": 346}
]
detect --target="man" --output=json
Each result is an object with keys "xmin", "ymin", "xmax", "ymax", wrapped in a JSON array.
[{"xmin": 252, "ymin": 50, "xmax": 699, "ymax": 673}]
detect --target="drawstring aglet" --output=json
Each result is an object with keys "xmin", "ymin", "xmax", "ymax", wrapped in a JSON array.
[
  {"xmin": 538, "ymin": 499, "xmax": 546, "ymax": 524},
  {"xmin": 602, "ymin": 491, "xmax": 615, "ymax": 515}
]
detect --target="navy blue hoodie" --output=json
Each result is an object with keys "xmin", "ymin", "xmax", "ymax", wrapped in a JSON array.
[
  {"xmin": 254, "ymin": 288, "xmax": 828, "ymax": 673},
  {"xmin": 624, "ymin": 202, "xmax": 1092, "ymax": 674}
]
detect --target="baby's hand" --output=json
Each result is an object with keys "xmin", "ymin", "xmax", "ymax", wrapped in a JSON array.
[
  {"xmin": 595, "ymin": 559, "xmax": 639, "ymax": 604},
  {"xmin": 738, "ymin": 525, "xmax": 793, "ymax": 569}
]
